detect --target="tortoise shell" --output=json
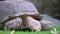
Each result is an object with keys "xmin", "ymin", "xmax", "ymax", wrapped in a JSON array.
[{"xmin": 0, "ymin": 1, "xmax": 39, "ymax": 23}]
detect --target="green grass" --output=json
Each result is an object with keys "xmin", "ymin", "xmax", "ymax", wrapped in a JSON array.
[{"xmin": 0, "ymin": 26, "xmax": 60, "ymax": 34}]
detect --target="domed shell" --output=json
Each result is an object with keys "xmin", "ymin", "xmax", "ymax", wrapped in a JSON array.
[{"xmin": 0, "ymin": 1, "xmax": 39, "ymax": 23}]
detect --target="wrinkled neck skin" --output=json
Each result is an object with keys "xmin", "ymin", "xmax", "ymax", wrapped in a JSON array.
[
  {"xmin": 27, "ymin": 16, "xmax": 38, "ymax": 21},
  {"xmin": 27, "ymin": 16, "xmax": 34, "ymax": 20},
  {"xmin": 5, "ymin": 0, "xmax": 23, "ymax": 1}
]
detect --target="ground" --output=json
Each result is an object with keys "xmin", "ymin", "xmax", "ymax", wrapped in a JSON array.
[{"xmin": 0, "ymin": 26, "xmax": 60, "ymax": 34}]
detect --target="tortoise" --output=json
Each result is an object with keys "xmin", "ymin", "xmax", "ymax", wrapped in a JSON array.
[{"xmin": 0, "ymin": 1, "xmax": 43, "ymax": 30}]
